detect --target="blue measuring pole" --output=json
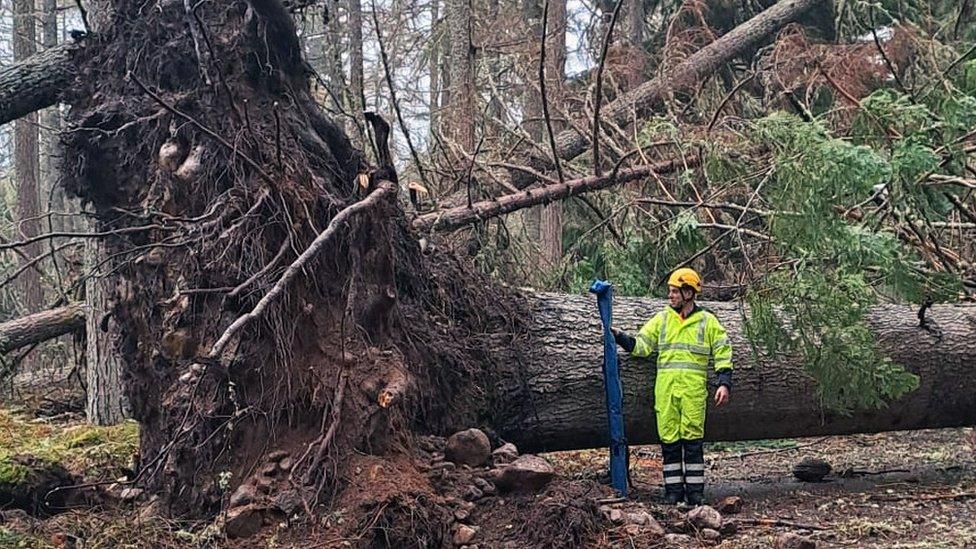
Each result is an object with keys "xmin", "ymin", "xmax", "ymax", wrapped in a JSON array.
[{"xmin": 589, "ymin": 279, "xmax": 628, "ymax": 497}]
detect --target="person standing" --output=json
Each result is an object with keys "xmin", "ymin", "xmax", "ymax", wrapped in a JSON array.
[{"xmin": 612, "ymin": 268, "xmax": 733, "ymax": 505}]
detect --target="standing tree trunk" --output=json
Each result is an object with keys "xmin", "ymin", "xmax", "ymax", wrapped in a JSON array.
[
  {"xmin": 522, "ymin": 0, "xmax": 566, "ymax": 274},
  {"xmin": 84, "ymin": 240, "xmax": 127, "ymax": 425},
  {"xmin": 429, "ymin": 0, "xmax": 441, "ymax": 143},
  {"xmin": 13, "ymin": 0, "xmax": 44, "ymax": 316},
  {"xmin": 348, "ymin": 0, "xmax": 366, "ymax": 145},
  {"xmin": 446, "ymin": 0, "xmax": 475, "ymax": 151}
]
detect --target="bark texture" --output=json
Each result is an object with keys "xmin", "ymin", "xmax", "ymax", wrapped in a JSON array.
[
  {"xmin": 85, "ymin": 240, "xmax": 128, "ymax": 425},
  {"xmin": 14, "ymin": 0, "xmax": 45, "ymax": 314},
  {"xmin": 491, "ymin": 292, "xmax": 976, "ymax": 452},
  {"xmin": 0, "ymin": 42, "xmax": 78, "ymax": 127},
  {"xmin": 0, "ymin": 302, "xmax": 86, "ymax": 354},
  {"xmin": 447, "ymin": 0, "xmax": 475, "ymax": 150}
]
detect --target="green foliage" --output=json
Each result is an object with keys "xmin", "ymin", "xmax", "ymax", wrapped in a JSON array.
[{"xmin": 737, "ymin": 112, "xmax": 960, "ymax": 414}]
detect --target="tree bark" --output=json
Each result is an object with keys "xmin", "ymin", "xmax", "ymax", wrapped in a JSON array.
[
  {"xmin": 413, "ymin": 156, "xmax": 697, "ymax": 232},
  {"xmin": 518, "ymin": 0, "xmax": 824, "ymax": 185},
  {"xmin": 84, "ymin": 239, "xmax": 128, "ymax": 425},
  {"xmin": 446, "ymin": 0, "xmax": 475, "ymax": 151},
  {"xmin": 491, "ymin": 292, "xmax": 976, "ymax": 452},
  {"xmin": 14, "ymin": 0, "xmax": 45, "ymax": 315},
  {"xmin": 348, "ymin": 0, "xmax": 366, "ymax": 144},
  {"xmin": 0, "ymin": 302, "xmax": 86, "ymax": 354},
  {"xmin": 0, "ymin": 42, "xmax": 78, "ymax": 127}
]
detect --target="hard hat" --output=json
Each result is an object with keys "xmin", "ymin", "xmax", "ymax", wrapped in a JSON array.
[{"xmin": 668, "ymin": 268, "xmax": 702, "ymax": 293}]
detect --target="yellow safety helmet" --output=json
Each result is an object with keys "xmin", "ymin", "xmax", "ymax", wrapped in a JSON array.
[{"xmin": 667, "ymin": 268, "xmax": 702, "ymax": 293}]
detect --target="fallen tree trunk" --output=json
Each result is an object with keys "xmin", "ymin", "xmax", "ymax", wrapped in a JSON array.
[
  {"xmin": 0, "ymin": 41, "xmax": 79, "ymax": 127},
  {"xmin": 491, "ymin": 292, "xmax": 976, "ymax": 452},
  {"xmin": 524, "ymin": 0, "xmax": 823, "ymax": 184},
  {"xmin": 0, "ymin": 302, "xmax": 85, "ymax": 354}
]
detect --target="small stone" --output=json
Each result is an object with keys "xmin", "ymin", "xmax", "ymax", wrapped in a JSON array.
[
  {"xmin": 599, "ymin": 505, "xmax": 613, "ymax": 521},
  {"xmin": 454, "ymin": 508, "xmax": 469, "ymax": 521},
  {"xmin": 775, "ymin": 533, "xmax": 816, "ymax": 549},
  {"xmin": 623, "ymin": 523, "xmax": 640, "ymax": 536},
  {"xmin": 664, "ymin": 533, "xmax": 694, "ymax": 547},
  {"xmin": 645, "ymin": 515, "xmax": 666, "ymax": 537},
  {"xmin": 492, "ymin": 454, "xmax": 554, "ymax": 493},
  {"xmin": 224, "ymin": 504, "xmax": 264, "ymax": 539},
  {"xmin": 271, "ymin": 489, "xmax": 305, "ymax": 516},
  {"xmin": 609, "ymin": 509, "xmax": 624, "ymax": 523},
  {"xmin": 701, "ymin": 528, "xmax": 721, "ymax": 541},
  {"xmin": 229, "ymin": 483, "xmax": 259, "ymax": 508},
  {"xmin": 716, "ymin": 495, "xmax": 743, "ymax": 514},
  {"xmin": 120, "ymin": 487, "xmax": 144, "ymax": 501},
  {"xmin": 453, "ymin": 524, "xmax": 477, "ymax": 545},
  {"xmin": 279, "ymin": 457, "xmax": 294, "ymax": 471},
  {"xmin": 445, "ymin": 429, "xmax": 492, "ymax": 467},
  {"xmin": 491, "ymin": 443, "xmax": 519, "ymax": 465},
  {"xmin": 687, "ymin": 505, "xmax": 722, "ymax": 530},
  {"xmin": 793, "ymin": 457, "xmax": 831, "ymax": 482}
]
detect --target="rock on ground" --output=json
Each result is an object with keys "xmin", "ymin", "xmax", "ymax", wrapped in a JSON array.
[
  {"xmin": 224, "ymin": 504, "xmax": 265, "ymax": 539},
  {"xmin": 716, "ymin": 495, "xmax": 743, "ymax": 514},
  {"xmin": 453, "ymin": 524, "xmax": 478, "ymax": 545},
  {"xmin": 775, "ymin": 532, "xmax": 817, "ymax": 548},
  {"xmin": 491, "ymin": 442, "xmax": 519, "ymax": 465},
  {"xmin": 687, "ymin": 505, "xmax": 723, "ymax": 530},
  {"xmin": 446, "ymin": 429, "xmax": 492, "ymax": 467},
  {"xmin": 492, "ymin": 454, "xmax": 555, "ymax": 492},
  {"xmin": 793, "ymin": 457, "xmax": 832, "ymax": 482}
]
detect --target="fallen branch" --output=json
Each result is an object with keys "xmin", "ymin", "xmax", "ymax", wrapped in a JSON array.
[
  {"xmin": 0, "ymin": 302, "xmax": 86, "ymax": 354},
  {"xmin": 733, "ymin": 517, "xmax": 827, "ymax": 531},
  {"xmin": 867, "ymin": 492, "xmax": 976, "ymax": 503},
  {"xmin": 413, "ymin": 156, "xmax": 699, "ymax": 232},
  {"xmin": 208, "ymin": 181, "xmax": 395, "ymax": 360}
]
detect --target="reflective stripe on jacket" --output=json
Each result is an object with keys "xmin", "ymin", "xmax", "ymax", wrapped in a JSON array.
[{"xmin": 630, "ymin": 307, "xmax": 733, "ymax": 374}]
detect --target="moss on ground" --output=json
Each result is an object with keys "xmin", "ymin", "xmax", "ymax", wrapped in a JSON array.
[{"xmin": 0, "ymin": 409, "xmax": 139, "ymax": 482}]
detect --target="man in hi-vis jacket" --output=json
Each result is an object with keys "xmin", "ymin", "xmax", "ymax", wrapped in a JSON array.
[{"xmin": 612, "ymin": 268, "xmax": 733, "ymax": 505}]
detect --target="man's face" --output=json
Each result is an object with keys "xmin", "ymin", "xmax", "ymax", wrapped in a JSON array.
[{"xmin": 668, "ymin": 285, "xmax": 682, "ymax": 308}]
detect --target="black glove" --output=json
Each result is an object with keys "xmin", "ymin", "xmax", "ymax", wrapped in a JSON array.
[
  {"xmin": 611, "ymin": 328, "xmax": 636, "ymax": 353},
  {"xmin": 717, "ymin": 369, "xmax": 733, "ymax": 391}
]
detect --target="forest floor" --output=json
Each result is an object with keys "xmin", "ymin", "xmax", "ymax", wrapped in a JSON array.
[{"xmin": 0, "ymin": 396, "xmax": 972, "ymax": 548}]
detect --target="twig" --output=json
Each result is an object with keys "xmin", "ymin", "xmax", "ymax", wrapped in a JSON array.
[
  {"xmin": 0, "ymin": 225, "xmax": 170, "ymax": 251},
  {"xmin": 868, "ymin": 492, "xmax": 976, "ymax": 503},
  {"xmin": 369, "ymin": 0, "xmax": 432, "ymax": 191},
  {"xmin": 592, "ymin": 0, "xmax": 623, "ymax": 177},
  {"xmin": 227, "ymin": 234, "xmax": 292, "ymax": 300},
  {"xmin": 304, "ymin": 369, "xmax": 347, "ymax": 484},
  {"xmin": 273, "ymin": 101, "xmax": 283, "ymax": 172},
  {"xmin": 539, "ymin": 0, "xmax": 565, "ymax": 185},
  {"xmin": 707, "ymin": 72, "xmax": 755, "ymax": 133},
  {"xmin": 715, "ymin": 436, "xmax": 829, "ymax": 461},
  {"xmin": 734, "ymin": 517, "xmax": 827, "ymax": 531},
  {"xmin": 207, "ymin": 182, "xmax": 395, "ymax": 360},
  {"xmin": 74, "ymin": 0, "xmax": 90, "ymax": 33}
]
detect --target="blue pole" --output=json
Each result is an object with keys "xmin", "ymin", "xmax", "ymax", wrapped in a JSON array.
[{"xmin": 589, "ymin": 279, "xmax": 628, "ymax": 497}]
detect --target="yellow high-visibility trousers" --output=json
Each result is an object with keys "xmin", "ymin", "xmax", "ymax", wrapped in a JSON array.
[{"xmin": 654, "ymin": 370, "xmax": 707, "ymax": 444}]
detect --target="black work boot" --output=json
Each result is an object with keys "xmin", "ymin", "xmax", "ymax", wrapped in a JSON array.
[
  {"xmin": 661, "ymin": 442, "xmax": 684, "ymax": 505},
  {"xmin": 682, "ymin": 439, "xmax": 705, "ymax": 506}
]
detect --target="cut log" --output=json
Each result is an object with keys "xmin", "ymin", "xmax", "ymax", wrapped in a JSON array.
[
  {"xmin": 0, "ymin": 41, "xmax": 80, "ymax": 127},
  {"xmin": 490, "ymin": 292, "xmax": 976, "ymax": 452},
  {"xmin": 0, "ymin": 302, "xmax": 86, "ymax": 354}
]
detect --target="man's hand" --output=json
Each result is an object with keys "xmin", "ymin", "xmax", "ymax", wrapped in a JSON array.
[
  {"xmin": 714, "ymin": 386, "xmax": 730, "ymax": 407},
  {"xmin": 611, "ymin": 328, "xmax": 636, "ymax": 353}
]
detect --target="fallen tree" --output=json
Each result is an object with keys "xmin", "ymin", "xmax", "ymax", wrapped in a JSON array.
[
  {"xmin": 0, "ymin": 302, "xmax": 85, "ymax": 354},
  {"xmin": 0, "ymin": 41, "xmax": 80, "ymax": 127},
  {"xmin": 492, "ymin": 293, "xmax": 976, "ymax": 452}
]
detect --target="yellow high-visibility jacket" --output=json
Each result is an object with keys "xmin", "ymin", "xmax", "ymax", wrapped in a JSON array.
[{"xmin": 631, "ymin": 306, "xmax": 733, "ymax": 374}]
